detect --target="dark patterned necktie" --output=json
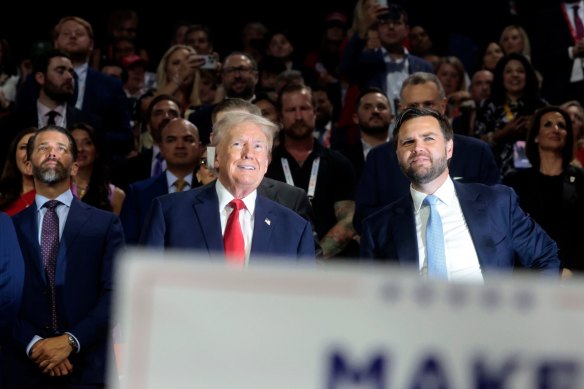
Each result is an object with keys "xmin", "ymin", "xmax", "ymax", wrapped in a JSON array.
[
  {"xmin": 46, "ymin": 111, "xmax": 59, "ymax": 126},
  {"xmin": 41, "ymin": 200, "xmax": 61, "ymax": 332}
]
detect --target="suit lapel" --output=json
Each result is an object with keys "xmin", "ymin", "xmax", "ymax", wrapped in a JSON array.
[
  {"xmin": 17, "ymin": 206, "xmax": 45, "ymax": 283},
  {"xmin": 454, "ymin": 183, "xmax": 494, "ymax": 267},
  {"xmin": 391, "ymin": 197, "xmax": 419, "ymax": 266},
  {"xmin": 192, "ymin": 183, "xmax": 223, "ymax": 253},
  {"xmin": 250, "ymin": 196, "xmax": 274, "ymax": 256},
  {"xmin": 56, "ymin": 198, "xmax": 89, "ymax": 284}
]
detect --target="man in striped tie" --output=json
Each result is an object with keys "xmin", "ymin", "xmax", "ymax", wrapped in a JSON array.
[{"xmin": 360, "ymin": 108, "xmax": 559, "ymax": 282}]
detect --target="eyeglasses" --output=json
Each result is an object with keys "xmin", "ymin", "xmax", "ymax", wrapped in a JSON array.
[{"xmin": 223, "ymin": 66, "xmax": 255, "ymax": 76}]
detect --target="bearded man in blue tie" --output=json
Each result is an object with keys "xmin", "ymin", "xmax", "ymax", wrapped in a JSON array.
[{"xmin": 360, "ymin": 108, "xmax": 559, "ymax": 282}]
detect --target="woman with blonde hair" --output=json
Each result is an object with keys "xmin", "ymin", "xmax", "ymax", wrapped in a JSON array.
[
  {"xmin": 140, "ymin": 44, "xmax": 202, "ymax": 117},
  {"xmin": 499, "ymin": 24, "xmax": 531, "ymax": 60}
]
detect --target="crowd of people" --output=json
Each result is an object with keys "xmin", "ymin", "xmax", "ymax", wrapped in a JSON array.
[{"xmin": 1, "ymin": 1, "xmax": 583, "ymax": 386}]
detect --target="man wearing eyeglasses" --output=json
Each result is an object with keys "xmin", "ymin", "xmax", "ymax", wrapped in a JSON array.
[
  {"xmin": 188, "ymin": 52, "xmax": 259, "ymax": 145},
  {"xmin": 120, "ymin": 118, "xmax": 202, "ymax": 244}
]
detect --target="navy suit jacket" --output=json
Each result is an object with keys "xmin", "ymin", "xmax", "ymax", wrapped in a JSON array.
[
  {"xmin": 140, "ymin": 182, "xmax": 315, "ymax": 261},
  {"xmin": 0, "ymin": 212, "xmax": 24, "ymax": 331},
  {"xmin": 360, "ymin": 182, "xmax": 560, "ymax": 277},
  {"xmin": 4, "ymin": 198, "xmax": 124, "ymax": 387},
  {"xmin": 15, "ymin": 68, "xmax": 132, "ymax": 156},
  {"xmin": 354, "ymin": 134, "xmax": 501, "ymax": 232},
  {"xmin": 340, "ymin": 33, "xmax": 433, "ymax": 95},
  {"xmin": 122, "ymin": 175, "xmax": 312, "ymax": 245}
]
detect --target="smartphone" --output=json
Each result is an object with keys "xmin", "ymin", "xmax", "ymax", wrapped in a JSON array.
[{"xmin": 198, "ymin": 54, "xmax": 217, "ymax": 70}]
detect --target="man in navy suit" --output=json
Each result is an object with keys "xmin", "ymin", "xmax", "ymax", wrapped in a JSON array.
[
  {"xmin": 0, "ymin": 50, "xmax": 99, "ymax": 171},
  {"xmin": 354, "ymin": 72, "xmax": 501, "ymax": 231},
  {"xmin": 361, "ymin": 108, "xmax": 559, "ymax": 281},
  {"xmin": 0, "ymin": 212, "xmax": 24, "ymax": 331},
  {"xmin": 141, "ymin": 112, "xmax": 315, "ymax": 262},
  {"xmin": 4, "ymin": 126, "xmax": 124, "ymax": 387},
  {"xmin": 121, "ymin": 118, "xmax": 202, "ymax": 244},
  {"xmin": 15, "ymin": 16, "xmax": 132, "ymax": 157}
]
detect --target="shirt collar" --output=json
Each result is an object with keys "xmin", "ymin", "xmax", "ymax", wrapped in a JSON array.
[
  {"xmin": 215, "ymin": 179, "xmax": 257, "ymax": 215},
  {"xmin": 410, "ymin": 176, "xmax": 455, "ymax": 213},
  {"xmin": 35, "ymin": 189, "xmax": 74, "ymax": 210},
  {"xmin": 166, "ymin": 170, "xmax": 194, "ymax": 188},
  {"xmin": 37, "ymin": 102, "xmax": 67, "ymax": 118},
  {"xmin": 74, "ymin": 63, "xmax": 88, "ymax": 79}
]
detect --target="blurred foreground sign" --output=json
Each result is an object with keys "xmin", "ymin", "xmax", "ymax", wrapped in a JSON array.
[{"xmin": 110, "ymin": 249, "xmax": 584, "ymax": 389}]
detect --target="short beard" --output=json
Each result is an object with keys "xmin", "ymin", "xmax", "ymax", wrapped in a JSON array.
[
  {"xmin": 284, "ymin": 121, "xmax": 313, "ymax": 140},
  {"xmin": 400, "ymin": 154, "xmax": 449, "ymax": 185},
  {"xmin": 45, "ymin": 87, "xmax": 74, "ymax": 105},
  {"xmin": 33, "ymin": 161, "xmax": 70, "ymax": 185}
]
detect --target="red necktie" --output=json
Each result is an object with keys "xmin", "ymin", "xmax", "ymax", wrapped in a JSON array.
[
  {"xmin": 224, "ymin": 199, "xmax": 246, "ymax": 265},
  {"xmin": 574, "ymin": 5, "xmax": 584, "ymax": 40}
]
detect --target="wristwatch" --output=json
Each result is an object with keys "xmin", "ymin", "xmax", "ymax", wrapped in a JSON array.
[{"xmin": 67, "ymin": 334, "xmax": 79, "ymax": 352}]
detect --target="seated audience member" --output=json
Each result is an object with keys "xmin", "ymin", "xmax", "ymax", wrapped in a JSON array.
[
  {"xmin": 354, "ymin": 72, "xmax": 500, "ymax": 231},
  {"xmin": 361, "ymin": 108, "xmax": 560, "ymax": 281},
  {"xmin": 504, "ymin": 106, "xmax": 584, "ymax": 276},
  {"xmin": 71, "ymin": 123, "xmax": 125, "ymax": 214},
  {"xmin": 140, "ymin": 112, "xmax": 315, "ymax": 261},
  {"xmin": 0, "ymin": 127, "xmax": 36, "ymax": 215},
  {"xmin": 121, "ymin": 118, "xmax": 201, "ymax": 244},
  {"xmin": 196, "ymin": 147, "xmax": 217, "ymax": 186}
]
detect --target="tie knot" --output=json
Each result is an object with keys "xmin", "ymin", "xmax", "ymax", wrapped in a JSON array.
[
  {"xmin": 423, "ymin": 194, "xmax": 439, "ymax": 206},
  {"xmin": 174, "ymin": 178, "xmax": 187, "ymax": 192},
  {"xmin": 228, "ymin": 199, "xmax": 246, "ymax": 211},
  {"xmin": 44, "ymin": 200, "xmax": 61, "ymax": 210},
  {"xmin": 46, "ymin": 111, "xmax": 59, "ymax": 125}
]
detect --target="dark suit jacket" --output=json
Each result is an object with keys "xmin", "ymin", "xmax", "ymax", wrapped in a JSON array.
[
  {"xmin": 140, "ymin": 182, "xmax": 315, "ymax": 260},
  {"xmin": 113, "ymin": 148, "xmax": 154, "ymax": 192},
  {"xmin": 15, "ymin": 68, "xmax": 133, "ymax": 156},
  {"xmin": 4, "ymin": 198, "xmax": 124, "ymax": 387},
  {"xmin": 0, "ymin": 212, "xmax": 24, "ymax": 331},
  {"xmin": 533, "ymin": 3, "xmax": 584, "ymax": 105},
  {"xmin": 340, "ymin": 33, "xmax": 433, "ymax": 95},
  {"xmin": 258, "ymin": 177, "xmax": 313, "ymax": 223},
  {"xmin": 187, "ymin": 103, "xmax": 215, "ymax": 145},
  {"xmin": 360, "ymin": 182, "xmax": 560, "ymax": 277},
  {"xmin": 504, "ymin": 166, "xmax": 584, "ymax": 272},
  {"xmin": 0, "ymin": 106, "xmax": 101, "ymax": 173},
  {"xmin": 121, "ymin": 174, "xmax": 311, "ymax": 245},
  {"xmin": 354, "ymin": 134, "xmax": 501, "ymax": 232}
]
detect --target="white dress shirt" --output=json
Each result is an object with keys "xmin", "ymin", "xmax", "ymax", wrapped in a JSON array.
[
  {"xmin": 37, "ymin": 102, "xmax": 67, "ymax": 128},
  {"xmin": 411, "ymin": 177, "xmax": 484, "ymax": 283},
  {"xmin": 215, "ymin": 180, "xmax": 256, "ymax": 264}
]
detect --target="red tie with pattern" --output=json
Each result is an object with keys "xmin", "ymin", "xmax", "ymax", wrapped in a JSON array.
[
  {"xmin": 41, "ymin": 200, "xmax": 60, "ymax": 333},
  {"xmin": 224, "ymin": 199, "xmax": 246, "ymax": 265}
]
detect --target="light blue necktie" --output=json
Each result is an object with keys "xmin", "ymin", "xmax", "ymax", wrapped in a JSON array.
[{"xmin": 423, "ymin": 195, "xmax": 448, "ymax": 279}]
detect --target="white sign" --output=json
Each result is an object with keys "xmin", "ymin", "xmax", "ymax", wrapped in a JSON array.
[{"xmin": 109, "ymin": 249, "xmax": 584, "ymax": 389}]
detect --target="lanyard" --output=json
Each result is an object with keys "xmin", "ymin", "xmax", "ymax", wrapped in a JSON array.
[{"xmin": 281, "ymin": 157, "xmax": 320, "ymax": 199}]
